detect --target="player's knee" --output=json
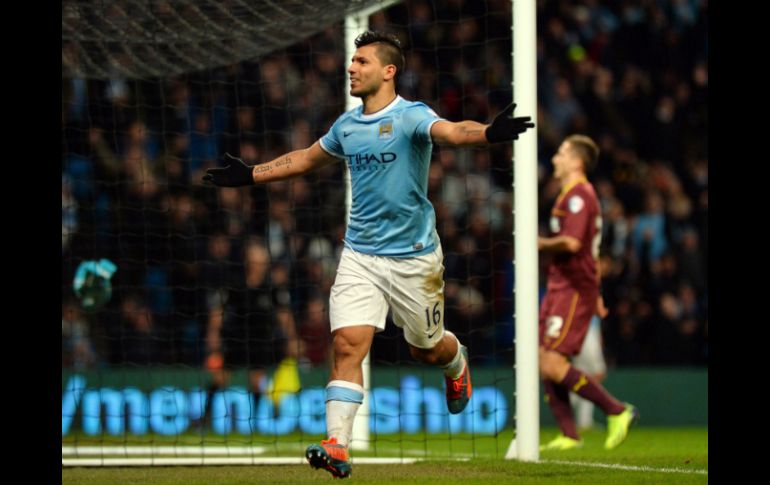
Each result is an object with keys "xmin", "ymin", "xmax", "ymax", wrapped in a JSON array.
[
  {"xmin": 332, "ymin": 332, "xmax": 368, "ymax": 363},
  {"xmin": 409, "ymin": 345, "xmax": 439, "ymax": 364},
  {"xmin": 539, "ymin": 350, "xmax": 567, "ymax": 381},
  {"xmin": 332, "ymin": 338, "xmax": 356, "ymax": 359}
]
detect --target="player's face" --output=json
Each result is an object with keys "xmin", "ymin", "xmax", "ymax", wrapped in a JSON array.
[
  {"xmin": 348, "ymin": 45, "xmax": 387, "ymax": 98},
  {"xmin": 551, "ymin": 141, "xmax": 575, "ymax": 180}
]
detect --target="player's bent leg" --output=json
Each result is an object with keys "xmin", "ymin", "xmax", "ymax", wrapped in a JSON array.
[
  {"xmin": 409, "ymin": 331, "xmax": 471, "ymax": 414},
  {"xmin": 330, "ymin": 325, "xmax": 376, "ymax": 382},
  {"xmin": 571, "ymin": 392, "xmax": 596, "ymax": 431},
  {"xmin": 572, "ymin": 318, "xmax": 605, "ymax": 430},
  {"xmin": 605, "ymin": 403, "xmax": 639, "ymax": 450},
  {"xmin": 443, "ymin": 344, "xmax": 471, "ymax": 414},
  {"xmin": 306, "ymin": 437, "xmax": 352, "ymax": 478},
  {"xmin": 305, "ymin": 325, "xmax": 373, "ymax": 478},
  {"xmin": 539, "ymin": 347, "xmax": 571, "ymax": 383}
]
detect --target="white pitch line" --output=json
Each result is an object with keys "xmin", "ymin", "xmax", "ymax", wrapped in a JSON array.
[
  {"xmin": 62, "ymin": 446, "xmax": 266, "ymax": 456},
  {"xmin": 62, "ymin": 457, "xmax": 421, "ymax": 467},
  {"xmin": 393, "ymin": 449, "xmax": 475, "ymax": 459},
  {"xmin": 62, "ymin": 444, "xmax": 474, "ymax": 460},
  {"xmin": 544, "ymin": 459, "xmax": 708, "ymax": 476},
  {"xmin": 62, "ymin": 446, "xmax": 706, "ymax": 475},
  {"xmin": 269, "ymin": 442, "xmax": 475, "ymax": 459}
]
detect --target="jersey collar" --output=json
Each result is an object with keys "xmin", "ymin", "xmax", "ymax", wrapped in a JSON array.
[
  {"xmin": 360, "ymin": 95, "xmax": 402, "ymax": 120},
  {"xmin": 555, "ymin": 176, "xmax": 588, "ymax": 206}
]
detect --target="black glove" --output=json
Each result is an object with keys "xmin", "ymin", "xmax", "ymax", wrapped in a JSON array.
[
  {"xmin": 202, "ymin": 153, "xmax": 254, "ymax": 187},
  {"xmin": 484, "ymin": 103, "xmax": 535, "ymax": 143}
]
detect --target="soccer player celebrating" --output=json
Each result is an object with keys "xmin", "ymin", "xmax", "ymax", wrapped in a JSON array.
[
  {"xmin": 538, "ymin": 135, "xmax": 637, "ymax": 451},
  {"xmin": 203, "ymin": 31, "xmax": 534, "ymax": 478}
]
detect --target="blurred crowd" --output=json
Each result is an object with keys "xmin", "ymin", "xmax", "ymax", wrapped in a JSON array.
[{"xmin": 62, "ymin": 0, "xmax": 707, "ymax": 370}]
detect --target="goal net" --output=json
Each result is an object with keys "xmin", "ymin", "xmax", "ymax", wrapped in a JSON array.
[
  {"xmin": 62, "ymin": 0, "xmax": 519, "ymax": 465},
  {"xmin": 64, "ymin": 0, "xmax": 397, "ymax": 79}
]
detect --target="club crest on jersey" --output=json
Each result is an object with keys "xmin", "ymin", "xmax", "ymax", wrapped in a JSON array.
[
  {"xmin": 568, "ymin": 195, "xmax": 585, "ymax": 213},
  {"xmin": 378, "ymin": 120, "xmax": 393, "ymax": 139}
]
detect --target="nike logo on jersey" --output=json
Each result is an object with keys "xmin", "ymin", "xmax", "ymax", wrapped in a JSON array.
[{"xmin": 343, "ymin": 131, "xmax": 352, "ymax": 137}]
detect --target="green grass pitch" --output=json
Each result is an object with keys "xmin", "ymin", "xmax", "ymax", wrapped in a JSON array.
[{"xmin": 62, "ymin": 427, "xmax": 707, "ymax": 484}]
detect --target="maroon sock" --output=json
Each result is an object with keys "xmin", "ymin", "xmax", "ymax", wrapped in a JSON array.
[
  {"xmin": 543, "ymin": 379, "xmax": 579, "ymax": 439},
  {"xmin": 561, "ymin": 366, "xmax": 625, "ymax": 415}
]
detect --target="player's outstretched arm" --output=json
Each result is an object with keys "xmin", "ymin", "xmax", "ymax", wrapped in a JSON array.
[
  {"xmin": 202, "ymin": 141, "xmax": 339, "ymax": 187},
  {"xmin": 484, "ymin": 102, "xmax": 535, "ymax": 143},
  {"xmin": 431, "ymin": 102, "xmax": 535, "ymax": 147}
]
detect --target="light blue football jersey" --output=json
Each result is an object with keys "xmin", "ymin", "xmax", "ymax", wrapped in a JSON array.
[{"xmin": 320, "ymin": 96, "xmax": 444, "ymax": 257}]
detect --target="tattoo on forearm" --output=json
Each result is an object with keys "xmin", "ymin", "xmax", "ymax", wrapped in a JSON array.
[
  {"xmin": 275, "ymin": 156, "xmax": 292, "ymax": 169},
  {"xmin": 459, "ymin": 127, "xmax": 483, "ymax": 137},
  {"xmin": 253, "ymin": 164, "xmax": 273, "ymax": 175},
  {"xmin": 253, "ymin": 156, "xmax": 292, "ymax": 178}
]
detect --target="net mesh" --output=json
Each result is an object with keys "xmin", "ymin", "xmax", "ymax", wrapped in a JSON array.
[
  {"xmin": 62, "ymin": 0, "xmax": 710, "ymax": 466},
  {"xmin": 63, "ymin": 0, "xmax": 394, "ymax": 79}
]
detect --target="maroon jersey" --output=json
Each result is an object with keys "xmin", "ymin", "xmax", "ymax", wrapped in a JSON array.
[{"xmin": 546, "ymin": 179, "xmax": 601, "ymax": 292}]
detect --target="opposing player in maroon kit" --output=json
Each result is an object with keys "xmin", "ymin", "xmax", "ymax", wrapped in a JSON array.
[{"xmin": 538, "ymin": 135, "xmax": 638, "ymax": 451}]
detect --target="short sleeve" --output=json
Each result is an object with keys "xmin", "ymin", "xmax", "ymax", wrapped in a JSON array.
[
  {"xmin": 319, "ymin": 116, "xmax": 345, "ymax": 158},
  {"xmin": 559, "ymin": 191, "xmax": 590, "ymax": 240},
  {"xmin": 402, "ymin": 103, "xmax": 444, "ymax": 143}
]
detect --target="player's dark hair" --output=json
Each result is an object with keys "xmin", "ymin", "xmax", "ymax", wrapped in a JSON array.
[
  {"xmin": 565, "ymin": 134, "xmax": 600, "ymax": 173},
  {"xmin": 354, "ymin": 30, "xmax": 405, "ymax": 84}
]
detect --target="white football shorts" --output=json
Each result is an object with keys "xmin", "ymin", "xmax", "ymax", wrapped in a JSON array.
[{"xmin": 329, "ymin": 245, "xmax": 446, "ymax": 349}]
